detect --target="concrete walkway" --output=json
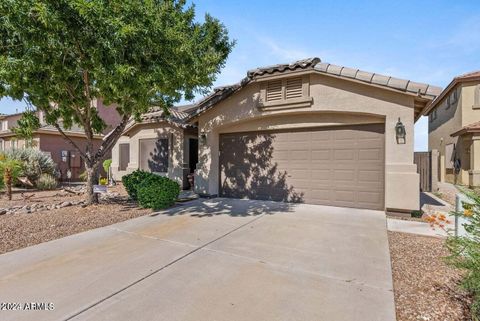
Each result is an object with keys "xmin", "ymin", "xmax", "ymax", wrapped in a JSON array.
[{"xmin": 0, "ymin": 198, "xmax": 395, "ymax": 321}]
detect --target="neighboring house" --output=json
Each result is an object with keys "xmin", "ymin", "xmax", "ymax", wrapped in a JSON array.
[
  {"xmin": 111, "ymin": 57, "xmax": 441, "ymax": 212},
  {"xmin": 423, "ymin": 71, "xmax": 480, "ymax": 187},
  {"xmin": 0, "ymin": 99, "xmax": 121, "ymax": 181}
]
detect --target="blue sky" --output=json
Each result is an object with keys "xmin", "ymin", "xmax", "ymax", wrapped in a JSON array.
[{"xmin": 1, "ymin": 0, "xmax": 479, "ymax": 151}]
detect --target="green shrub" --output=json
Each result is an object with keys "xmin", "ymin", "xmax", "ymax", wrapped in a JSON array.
[
  {"xmin": 36, "ymin": 173, "xmax": 58, "ymax": 190},
  {"xmin": 446, "ymin": 191, "xmax": 480, "ymax": 320},
  {"xmin": 122, "ymin": 170, "xmax": 152, "ymax": 200},
  {"xmin": 137, "ymin": 175, "xmax": 180, "ymax": 210},
  {"xmin": 4, "ymin": 148, "xmax": 55, "ymax": 183},
  {"xmin": 103, "ymin": 159, "xmax": 112, "ymax": 173}
]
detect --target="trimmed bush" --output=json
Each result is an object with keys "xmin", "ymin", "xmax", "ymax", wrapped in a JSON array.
[
  {"xmin": 122, "ymin": 170, "xmax": 153, "ymax": 200},
  {"xmin": 4, "ymin": 148, "xmax": 56, "ymax": 183},
  {"xmin": 36, "ymin": 173, "xmax": 58, "ymax": 190},
  {"xmin": 137, "ymin": 175, "xmax": 180, "ymax": 210}
]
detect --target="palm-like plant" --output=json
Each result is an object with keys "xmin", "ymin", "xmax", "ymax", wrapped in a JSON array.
[{"xmin": 0, "ymin": 156, "xmax": 22, "ymax": 200}]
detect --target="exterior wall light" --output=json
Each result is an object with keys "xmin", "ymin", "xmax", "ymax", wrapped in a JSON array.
[
  {"xmin": 199, "ymin": 131, "xmax": 207, "ymax": 144},
  {"xmin": 395, "ymin": 118, "xmax": 406, "ymax": 144}
]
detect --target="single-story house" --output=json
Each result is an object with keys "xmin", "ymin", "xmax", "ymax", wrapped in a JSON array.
[
  {"xmin": 0, "ymin": 99, "xmax": 121, "ymax": 181},
  {"xmin": 422, "ymin": 71, "xmax": 480, "ymax": 187},
  {"xmin": 111, "ymin": 57, "xmax": 441, "ymax": 212}
]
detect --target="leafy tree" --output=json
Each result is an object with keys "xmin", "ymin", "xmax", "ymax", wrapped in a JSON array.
[
  {"xmin": 11, "ymin": 110, "xmax": 40, "ymax": 147},
  {"xmin": 0, "ymin": 0, "xmax": 233, "ymax": 204}
]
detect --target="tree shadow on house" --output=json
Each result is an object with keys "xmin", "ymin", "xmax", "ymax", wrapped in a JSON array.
[
  {"xmin": 153, "ymin": 131, "xmax": 304, "ymax": 218},
  {"xmin": 146, "ymin": 137, "xmax": 169, "ymax": 173},
  {"xmin": 219, "ymin": 132, "xmax": 304, "ymax": 204}
]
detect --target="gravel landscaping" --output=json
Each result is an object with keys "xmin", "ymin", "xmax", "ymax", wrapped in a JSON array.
[
  {"xmin": 0, "ymin": 185, "xmax": 152, "ymax": 254},
  {"xmin": 389, "ymin": 231, "xmax": 472, "ymax": 321}
]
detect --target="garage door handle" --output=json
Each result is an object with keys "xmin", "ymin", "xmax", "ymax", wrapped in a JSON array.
[{"xmin": 287, "ymin": 175, "xmax": 292, "ymax": 177}]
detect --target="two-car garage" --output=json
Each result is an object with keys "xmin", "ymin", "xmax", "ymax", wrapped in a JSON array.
[{"xmin": 219, "ymin": 123, "xmax": 385, "ymax": 210}]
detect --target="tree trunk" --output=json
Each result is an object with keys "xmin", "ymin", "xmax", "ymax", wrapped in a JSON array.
[
  {"xmin": 4, "ymin": 170, "xmax": 12, "ymax": 201},
  {"xmin": 85, "ymin": 163, "xmax": 99, "ymax": 205}
]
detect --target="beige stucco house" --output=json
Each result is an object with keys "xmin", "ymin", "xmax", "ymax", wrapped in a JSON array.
[
  {"xmin": 111, "ymin": 57, "xmax": 441, "ymax": 212},
  {"xmin": 423, "ymin": 71, "xmax": 480, "ymax": 187},
  {"xmin": 111, "ymin": 106, "xmax": 198, "ymax": 189}
]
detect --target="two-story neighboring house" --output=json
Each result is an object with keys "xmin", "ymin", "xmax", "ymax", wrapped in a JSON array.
[
  {"xmin": 423, "ymin": 71, "xmax": 480, "ymax": 187},
  {"xmin": 0, "ymin": 99, "xmax": 121, "ymax": 180}
]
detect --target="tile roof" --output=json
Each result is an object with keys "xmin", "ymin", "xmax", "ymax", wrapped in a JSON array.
[
  {"xmin": 247, "ymin": 57, "xmax": 320, "ymax": 78},
  {"xmin": 423, "ymin": 70, "xmax": 480, "ymax": 116},
  {"xmin": 455, "ymin": 70, "xmax": 480, "ymax": 80},
  {"xmin": 122, "ymin": 106, "xmax": 194, "ymax": 134},
  {"xmin": 188, "ymin": 57, "xmax": 441, "ymax": 120},
  {"xmin": 314, "ymin": 63, "xmax": 442, "ymax": 97},
  {"xmin": 451, "ymin": 121, "xmax": 480, "ymax": 137}
]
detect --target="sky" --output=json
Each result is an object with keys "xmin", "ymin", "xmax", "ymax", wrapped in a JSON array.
[{"xmin": 1, "ymin": 0, "xmax": 480, "ymax": 151}]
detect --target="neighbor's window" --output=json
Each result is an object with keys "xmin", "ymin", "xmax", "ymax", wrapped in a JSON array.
[
  {"xmin": 119, "ymin": 143, "xmax": 130, "ymax": 171},
  {"xmin": 265, "ymin": 77, "xmax": 304, "ymax": 102},
  {"xmin": 474, "ymin": 85, "xmax": 480, "ymax": 108},
  {"xmin": 1, "ymin": 120, "xmax": 8, "ymax": 131},
  {"xmin": 139, "ymin": 138, "xmax": 169, "ymax": 173}
]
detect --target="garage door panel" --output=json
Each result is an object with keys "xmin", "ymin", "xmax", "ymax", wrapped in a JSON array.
[
  {"xmin": 220, "ymin": 123, "xmax": 385, "ymax": 210},
  {"xmin": 334, "ymin": 150, "xmax": 355, "ymax": 161}
]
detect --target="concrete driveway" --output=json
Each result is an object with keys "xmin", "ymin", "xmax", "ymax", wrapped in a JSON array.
[{"xmin": 0, "ymin": 198, "xmax": 395, "ymax": 321}]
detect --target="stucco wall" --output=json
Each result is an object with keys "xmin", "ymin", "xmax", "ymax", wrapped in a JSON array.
[
  {"xmin": 195, "ymin": 72, "xmax": 420, "ymax": 211},
  {"xmin": 38, "ymin": 133, "xmax": 106, "ymax": 181},
  {"xmin": 428, "ymin": 82, "xmax": 480, "ymax": 185},
  {"xmin": 111, "ymin": 122, "xmax": 190, "ymax": 188}
]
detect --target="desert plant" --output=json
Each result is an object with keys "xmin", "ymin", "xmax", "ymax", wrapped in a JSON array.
[
  {"xmin": 137, "ymin": 175, "xmax": 180, "ymax": 210},
  {"xmin": 4, "ymin": 148, "xmax": 55, "ymax": 183},
  {"xmin": 122, "ymin": 170, "xmax": 152, "ymax": 201},
  {"xmin": 79, "ymin": 171, "xmax": 88, "ymax": 182},
  {"xmin": 103, "ymin": 159, "xmax": 112, "ymax": 174},
  {"xmin": 0, "ymin": 157, "xmax": 22, "ymax": 200},
  {"xmin": 446, "ymin": 191, "xmax": 480, "ymax": 320},
  {"xmin": 36, "ymin": 173, "xmax": 57, "ymax": 190}
]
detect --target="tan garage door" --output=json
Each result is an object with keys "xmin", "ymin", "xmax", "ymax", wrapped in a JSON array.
[{"xmin": 219, "ymin": 123, "xmax": 385, "ymax": 210}]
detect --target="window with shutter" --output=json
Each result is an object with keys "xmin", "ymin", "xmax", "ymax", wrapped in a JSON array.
[
  {"xmin": 266, "ymin": 80, "xmax": 283, "ymax": 102},
  {"xmin": 260, "ymin": 76, "xmax": 312, "ymax": 110},
  {"xmin": 119, "ymin": 143, "xmax": 130, "ymax": 171},
  {"xmin": 285, "ymin": 77, "xmax": 303, "ymax": 99}
]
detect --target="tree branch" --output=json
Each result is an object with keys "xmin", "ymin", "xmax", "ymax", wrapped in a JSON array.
[
  {"xmin": 93, "ymin": 114, "xmax": 131, "ymax": 162},
  {"xmin": 52, "ymin": 123, "xmax": 88, "ymax": 161}
]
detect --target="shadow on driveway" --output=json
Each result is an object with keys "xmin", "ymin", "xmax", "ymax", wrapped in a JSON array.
[{"xmin": 151, "ymin": 197, "xmax": 298, "ymax": 218}]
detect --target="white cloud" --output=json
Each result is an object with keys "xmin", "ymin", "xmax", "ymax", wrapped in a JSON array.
[{"xmin": 257, "ymin": 36, "xmax": 313, "ymax": 62}]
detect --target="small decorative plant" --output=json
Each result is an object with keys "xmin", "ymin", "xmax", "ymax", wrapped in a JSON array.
[
  {"xmin": 99, "ymin": 177, "xmax": 108, "ymax": 186},
  {"xmin": 36, "ymin": 173, "xmax": 58, "ymax": 190}
]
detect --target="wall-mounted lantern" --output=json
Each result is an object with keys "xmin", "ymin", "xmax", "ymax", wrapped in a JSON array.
[
  {"xmin": 395, "ymin": 118, "xmax": 406, "ymax": 144},
  {"xmin": 199, "ymin": 131, "xmax": 207, "ymax": 144}
]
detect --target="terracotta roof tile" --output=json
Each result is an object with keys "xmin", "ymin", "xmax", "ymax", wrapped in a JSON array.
[{"xmin": 451, "ymin": 121, "xmax": 480, "ymax": 137}]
